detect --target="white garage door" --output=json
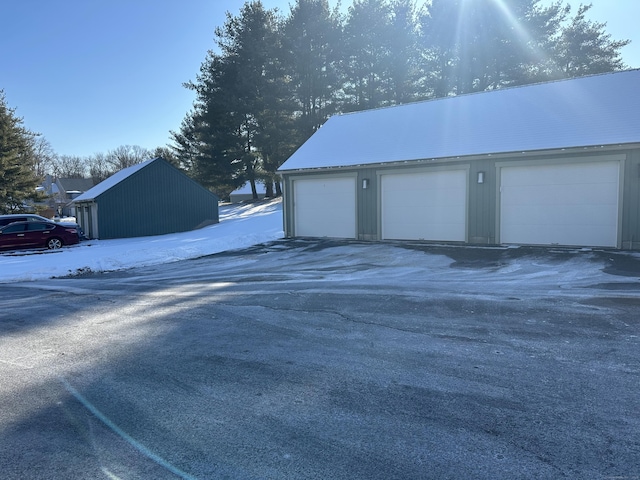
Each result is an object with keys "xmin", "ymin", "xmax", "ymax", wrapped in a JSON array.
[
  {"xmin": 381, "ymin": 170, "xmax": 467, "ymax": 241},
  {"xmin": 500, "ymin": 161, "xmax": 620, "ymax": 247},
  {"xmin": 294, "ymin": 177, "xmax": 356, "ymax": 238}
]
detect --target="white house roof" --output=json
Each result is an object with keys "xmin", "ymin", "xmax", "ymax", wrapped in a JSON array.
[
  {"xmin": 73, "ymin": 158, "xmax": 156, "ymax": 202},
  {"xmin": 231, "ymin": 181, "xmax": 264, "ymax": 195},
  {"xmin": 278, "ymin": 69, "xmax": 640, "ymax": 172}
]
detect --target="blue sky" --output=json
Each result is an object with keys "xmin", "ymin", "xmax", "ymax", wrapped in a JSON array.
[{"xmin": 2, "ymin": 0, "xmax": 638, "ymax": 158}]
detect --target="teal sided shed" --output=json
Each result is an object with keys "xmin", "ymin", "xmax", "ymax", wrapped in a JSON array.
[{"xmin": 72, "ymin": 158, "xmax": 219, "ymax": 239}]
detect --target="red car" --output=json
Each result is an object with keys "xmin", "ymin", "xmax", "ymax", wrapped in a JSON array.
[{"xmin": 0, "ymin": 220, "xmax": 80, "ymax": 251}]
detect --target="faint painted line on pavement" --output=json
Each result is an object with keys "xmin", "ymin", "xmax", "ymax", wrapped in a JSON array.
[
  {"xmin": 60, "ymin": 377, "xmax": 198, "ymax": 480},
  {"xmin": 0, "ymin": 358, "xmax": 33, "ymax": 369}
]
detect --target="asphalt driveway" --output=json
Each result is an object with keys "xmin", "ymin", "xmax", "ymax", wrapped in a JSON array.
[{"xmin": 0, "ymin": 240, "xmax": 639, "ymax": 479}]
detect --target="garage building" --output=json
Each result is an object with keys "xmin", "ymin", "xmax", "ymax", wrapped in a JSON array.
[
  {"xmin": 277, "ymin": 69, "xmax": 640, "ymax": 249},
  {"xmin": 72, "ymin": 158, "xmax": 219, "ymax": 239}
]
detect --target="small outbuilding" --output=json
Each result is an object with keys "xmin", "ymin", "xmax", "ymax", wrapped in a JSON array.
[
  {"xmin": 277, "ymin": 69, "xmax": 640, "ymax": 250},
  {"xmin": 72, "ymin": 158, "xmax": 219, "ymax": 239},
  {"xmin": 229, "ymin": 181, "xmax": 270, "ymax": 203}
]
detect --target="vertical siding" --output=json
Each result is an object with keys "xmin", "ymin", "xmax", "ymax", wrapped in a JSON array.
[
  {"xmin": 357, "ymin": 168, "xmax": 378, "ymax": 240},
  {"xmin": 468, "ymin": 158, "xmax": 496, "ymax": 244},
  {"xmin": 282, "ymin": 147, "xmax": 640, "ymax": 249},
  {"xmin": 97, "ymin": 160, "xmax": 219, "ymax": 239},
  {"xmin": 622, "ymin": 149, "xmax": 640, "ymax": 249},
  {"xmin": 280, "ymin": 174, "xmax": 291, "ymax": 238}
]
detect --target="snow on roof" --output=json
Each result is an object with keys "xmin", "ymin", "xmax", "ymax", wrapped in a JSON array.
[
  {"xmin": 278, "ymin": 70, "xmax": 640, "ymax": 172},
  {"xmin": 231, "ymin": 182, "xmax": 261, "ymax": 195},
  {"xmin": 73, "ymin": 158, "xmax": 157, "ymax": 202}
]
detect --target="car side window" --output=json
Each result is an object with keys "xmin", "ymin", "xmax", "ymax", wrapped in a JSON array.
[
  {"xmin": 27, "ymin": 223, "xmax": 50, "ymax": 232},
  {"xmin": 0, "ymin": 217, "xmax": 27, "ymax": 226},
  {"xmin": 2, "ymin": 224, "xmax": 27, "ymax": 233}
]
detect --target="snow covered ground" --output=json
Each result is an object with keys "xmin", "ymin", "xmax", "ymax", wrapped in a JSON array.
[
  {"xmin": 2, "ymin": 196, "xmax": 640, "ymax": 296},
  {"xmin": 0, "ymin": 199, "xmax": 284, "ymax": 283}
]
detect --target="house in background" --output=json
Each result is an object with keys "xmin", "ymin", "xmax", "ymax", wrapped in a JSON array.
[
  {"xmin": 278, "ymin": 69, "xmax": 640, "ymax": 250},
  {"xmin": 41, "ymin": 176, "xmax": 95, "ymax": 217},
  {"xmin": 72, "ymin": 158, "xmax": 219, "ymax": 240},
  {"xmin": 229, "ymin": 181, "xmax": 272, "ymax": 203}
]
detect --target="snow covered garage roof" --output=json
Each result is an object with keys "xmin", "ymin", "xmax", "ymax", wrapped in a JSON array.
[
  {"xmin": 278, "ymin": 69, "xmax": 640, "ymax": 172},
  {"xmin": 73, "ymin": 158, "xmax": 154, "ymax": 202}
]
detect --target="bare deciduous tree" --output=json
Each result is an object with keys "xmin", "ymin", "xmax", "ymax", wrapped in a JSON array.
[
  {"xmin": 29, "ymin": 136, "xmax": 56, "ymax": 179},
  {"xmin": 51, "ymin": 155, "xmax": 87, "ymax": 178},
  {"xmin": 87, "ymin": 152, "xmax": 112, "ymax": 183},
  {"xmin": 106, "ymin": 145, "xmax": 152, "ymax": 171}
]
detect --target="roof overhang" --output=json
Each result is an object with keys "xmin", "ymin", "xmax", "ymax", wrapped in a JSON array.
[{"xmin": 277, "ymin": 143, "xmax": 640, "ymax": 175}]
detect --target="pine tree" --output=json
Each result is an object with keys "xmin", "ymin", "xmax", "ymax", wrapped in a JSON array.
[
  {"xmin": 175, "ymin": 1, "xmax": 291, "ymax": 200},
  {"xmin": 342, "ymin": 0, "xmax": 395, "ymax": 110},
  {"xmin": 182, "ymin": 52, "xmax": 246, "ymax": 199},
  {"xmin": 387, "ymin": 0, "xmax": 421, "ymax": 104},
  {"xmin": 553, "ymin": 3, "xmax": 630, "ymax": 78},
  {"xmin": 282, "ymin": 0, "xmax": 342, "ymax": 138},
  {"xmin": 0, "ymin": 91, "xmax": 41, "ymax": 214},
  {"xmin": 173, "ymin": 0, "xmax": 631, "ymax": 196},
  {"xmin": 419, "ymin": 0, "xmax": 569, "ymax": 96}
]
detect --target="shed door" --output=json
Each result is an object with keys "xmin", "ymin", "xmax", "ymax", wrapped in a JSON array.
[
  {"xmin": 294, "ymin": 177, "xmax": 356, "ymax": 238},
  {"xmin": 500, "ymin": 161, "xmax": 620, "ymax": 247},
  {"xmin": 381, "ymin": 170, "xmax": 467, "ymax": 241}
]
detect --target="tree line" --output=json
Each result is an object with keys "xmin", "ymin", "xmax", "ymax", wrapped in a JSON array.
[
  {"xmin": 172, "ymin": 0, "xmax": 630, "ymax": 199},
  {"xmin": 0, "ymin": 89, "xmax": 176, "ymax": 214},
  {"xmin": 32, "ymin": 140, "xmax": 178, "ymax": 183},
  {"xmin": 0, "ymin": 0, "xmax": 631, "ymax": 213}
]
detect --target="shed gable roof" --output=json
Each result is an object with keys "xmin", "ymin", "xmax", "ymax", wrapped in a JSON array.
[
  {"xmin": 278, "ymin": 69, "xmax": 640, "ymax": 172},
  {"xmin": 72, "ymin": 158, "xmax": 157, "ymax": 202}
]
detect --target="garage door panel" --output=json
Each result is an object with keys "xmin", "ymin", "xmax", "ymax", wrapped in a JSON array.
[
  {"xmin": 503, "ymin": 162, "xmax": 619, "ymax": 186},
  {"xmin": 506, "ymin": 184, "xmax": 619, "ymax": 206},
  {"xmin": 504, "ymin": 223, "xmax": 616, "ymax": 247},
  {"xmin": 381, "ymin": 170, "xmax": 467, "ymax": 241},
  {"xmin": 500, "ymin": 161, "xmax": 619, "ymax": 247},
  {"xmin": 502, "ymin": 204, "xmax": 618, "ymax": 227},
  {"xmin": 294, "ymin": 177, "xmax": 356, "ymax": 238}
]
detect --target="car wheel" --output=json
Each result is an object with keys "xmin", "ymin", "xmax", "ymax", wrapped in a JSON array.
[{"xmin": 47, "ymin": 237, "xmax": 63, "ymax": 249}]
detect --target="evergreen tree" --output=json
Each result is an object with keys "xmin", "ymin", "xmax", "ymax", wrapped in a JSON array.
[
  {"xmin": 176, "ymin": 1, "xmax": 289, "ymax": 200},
  {"xmin": 387, "ymin": 0, "xmax": 421, "ymax": 104},
  {"xmin": 419, "ymin": 0, "xmax": 569, "ymax": 96},
  {"xmin": 283, "ymin": 0, "xmax": 343, "ymax": 139},
  {"xmin": 151, "ymin": 146, "xmax": 182, "ymax": 170},
  {"xmin": 553, "ymin": 3, "xmax": 630, "ymax": 78},
  {"xmin": 184, "ymin": 52, "xmax": 245, "ymax": 199},
  {"xmin": 174, "ymin": 0, "xmax": 631, "ymax": 194},
  {"xmin": 0, "ymin": 91, "xmax": 41, "ymax": 214},
  {"xmin": 342, "ymin": 0, "xmax": 395, "ymax": 110},
  {"xmin": 170, "ymin": 110, "xmax": 201, "ymax": 178}
]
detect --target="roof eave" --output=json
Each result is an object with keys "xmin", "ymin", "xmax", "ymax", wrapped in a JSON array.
[{"xmin": 277, "ymin": 143, "xmax": 640, "ymax": 175}]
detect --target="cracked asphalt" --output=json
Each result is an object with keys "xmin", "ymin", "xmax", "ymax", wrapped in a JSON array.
[{"xmin": 0, "ymin": 240, "xmax": 639, "ymax": 479}]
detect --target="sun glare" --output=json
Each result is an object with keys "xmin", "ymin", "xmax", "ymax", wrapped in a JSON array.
[{"xmin": 454, "ymin": 0, "xmax": 551, "ymax": 79}]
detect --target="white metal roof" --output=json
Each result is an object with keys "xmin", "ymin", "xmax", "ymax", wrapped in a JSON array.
[
  {"xmin": 278, "ymin": 70, "xmax": 640, "ymax": 172},
  {"xmin": 73, "ymin": 158, "xmax": 156, "ymax": 202},
  {"xmin": 231, "ymin": 181, "xmax": 267, "ymax": 195}
]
